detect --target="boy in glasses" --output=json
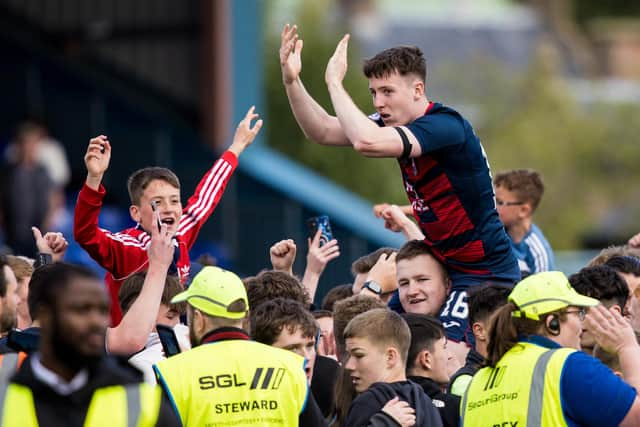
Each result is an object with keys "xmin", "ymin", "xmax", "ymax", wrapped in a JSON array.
[{"xmin": 493, "ymin": 169, "xmax": 554, "ymax": 276}]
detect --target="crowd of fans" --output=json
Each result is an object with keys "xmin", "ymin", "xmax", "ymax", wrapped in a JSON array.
[{"xmin": 0, "ymin": 22, "xmax": 639, "ymax": 427}]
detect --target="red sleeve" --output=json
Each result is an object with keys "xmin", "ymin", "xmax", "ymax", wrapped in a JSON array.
[
  {"xmin": 176, "ymin": 150, "xmax": 238, "ymax": 248},
  {"xmin": 73, "ymin": 183, "xmax": 148, "ymax": 278}
]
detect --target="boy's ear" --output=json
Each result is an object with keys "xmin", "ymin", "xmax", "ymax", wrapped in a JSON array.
[
  {"xmin": 472, "ymin": 321, "xmax": 486, "ymax": 342},
  {"xmin": 192, "ymin": 309, "xmax": 206, "ymax": 340},
  {"xmin": 386, "ymin": 347, "xmax": 401, "ymax": 369},
  {"xmin": 518, "ymin": 203, "xmax": 532, "ymax": 219},
  {"xmin": 413, "ymin": 80, "xmax": 425, "ymax": 99},
  {"xmin": 419, "ymin": 349, "xmax": 432, "ymax": 371},
  {"xmin": 129, "ymin": 205, "xmax": 141, "ymax": 223}
]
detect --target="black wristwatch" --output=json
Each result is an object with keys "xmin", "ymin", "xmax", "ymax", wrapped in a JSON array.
[
  {"xmin": 362, "ymin": 280, "xmax": 382, "ymax": 296},
  {"xmin": 34, "ymin": 253, "xmax": 53, "ymax": 269}
]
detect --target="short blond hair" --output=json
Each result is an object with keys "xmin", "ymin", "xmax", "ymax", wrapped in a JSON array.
[
  {"xmin": 6, "ymin": 255, "xmax": 34, "ymax": 281},
  {"xmin": 333, "ymin": 295, "xmax": 387, "ymax": 362},
  {"xmin": 588, "ymin": 245, "xmax": 640, "ymax": 267},
  {"xmin": 344, "ymin": 308, "xmax": 411, "ymax": 365}
]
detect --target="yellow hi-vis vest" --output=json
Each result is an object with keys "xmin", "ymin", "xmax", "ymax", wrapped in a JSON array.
[
  {"xmin": 153, "ymin": 339, "xmax": 308, "ymax": 427},
  {"xmin": 0, "ymin": 354, "xmax": 163, "ymax": 427},
  {"xmin": 461, "ymin": 342, "xmax": 575, "ymax": 427}
]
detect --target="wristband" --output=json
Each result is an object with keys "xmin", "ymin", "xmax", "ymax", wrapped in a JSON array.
[
  {"xmin": 35, "ymin": 253, "xmax": 53, "ymax": 269},
  {"xmin": 362, "ymin": 280, "xmax": 382, "ymax": 296}
]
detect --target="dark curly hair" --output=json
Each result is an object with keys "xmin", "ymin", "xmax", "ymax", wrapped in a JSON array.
[{"xmin": 250, "ymin": 298, "xmax": 317, "ymax": 345}]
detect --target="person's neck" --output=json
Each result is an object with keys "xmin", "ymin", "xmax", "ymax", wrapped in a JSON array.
[
  {"xmin": 17, "ymin": 313, "xmax": 32, "ymax": 330},
  {"xmin": 39, "ymin": 347, "xmax": 83, "ymax": 382},
  {"xmin": 581, "ymin": 345, "xmax": 594, "ymax": 355},
  {"xmin": 385, "ymin": 367, "xmax": 407, "ymax": 384},
  {"xmin": 407, "ymin": 367, "xmax": 432, "ymax": 381},
  {"xmin": 410, "ymin": 98, "xmax": 431, "ymax": 122},
  {"xmin": 475, "ymin": 339, "xmax": 488, "ymax": 359},
  {"xmin": 507, "ymin": 218, "xmax": 532, "ymax": 244}
]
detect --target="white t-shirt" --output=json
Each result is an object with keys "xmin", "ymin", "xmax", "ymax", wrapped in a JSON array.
[{"xmin": 128, "ymin": 324, "xmax": 190, "ymax": 384}]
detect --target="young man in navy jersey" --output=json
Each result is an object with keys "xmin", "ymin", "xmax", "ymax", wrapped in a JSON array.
[{"xmin": 280, "ymin": 24, "xmax": 520, "ymax": 362}]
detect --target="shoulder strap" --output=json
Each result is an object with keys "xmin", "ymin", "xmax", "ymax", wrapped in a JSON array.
[
  {"xmin": 0, "ymin": 353, "xmax": 20, "ymax": 405},
  {"xmin": 527, "ymin": 348, "xmax": 564, "ymax": 426},
  {"xmin": 124, "ymin": 384, "xmax": 142, "ymax": 427}
]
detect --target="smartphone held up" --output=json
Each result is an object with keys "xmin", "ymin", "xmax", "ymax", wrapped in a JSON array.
[
  {"xmin": 307, "ymin": 215, "xmax": 333, "ymax": 247},
  {"xmin": 150, "ymin": 200, "xmax": 162, "ymax": 232}
]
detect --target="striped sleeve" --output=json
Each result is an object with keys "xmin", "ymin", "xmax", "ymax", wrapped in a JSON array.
[
  {"xmin": 74, "ymin": 184, "xmax": 148, "ymax": 276},
  {"xmin": 177, "ymin": 150, "xmax": 238, "ymax": 249},
  {"xmin": 524, "ymin": 228, "xmax": 554, "ymax": 273}
]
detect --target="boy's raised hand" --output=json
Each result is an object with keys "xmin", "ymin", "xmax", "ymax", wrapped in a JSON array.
[
  {"xmin": 270, "ymin": 239, "xmax": 297, "ymax": 274},
  {"xmin": 147, "ymin": 207, "xmax": 175, "ymax": 271},
  {"xmin": 31, "ymin": 226, "xmax": 69, "ymax": 263},
  {"xmin": 364, "ymin": 252, "xmax": 398, "ymax": 295},
  {"xmin": 629, "ymin": 231, "xmax": 640, "ymax": 248},
  {"xmin": 306, "ymin": 229, "xmax": 340, "ymax": 275},
  {"xmin": 584, "ymin": 304, "xmax": 637, "ymax": 356},
  {"xmin": 84, "ymin": 135, "xmax": 111, "ymax": 190},
  {"xmin": 228, "ymin": 106, "xmax": 263, "ymax": 157}
]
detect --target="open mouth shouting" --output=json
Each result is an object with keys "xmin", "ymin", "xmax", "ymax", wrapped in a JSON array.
[{"xmin": 161, "ymin": 217, "xmax": 176, "ymax": 226}]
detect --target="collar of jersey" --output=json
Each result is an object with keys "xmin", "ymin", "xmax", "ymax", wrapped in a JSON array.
[{"xmin": 200, "ymin": 327, "xmax": 249, "ymax": 345}]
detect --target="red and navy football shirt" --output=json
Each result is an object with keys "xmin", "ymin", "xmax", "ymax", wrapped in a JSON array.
[{"xmin": 372, "ymin": 102, "xmax": 520, "ymax": 286}]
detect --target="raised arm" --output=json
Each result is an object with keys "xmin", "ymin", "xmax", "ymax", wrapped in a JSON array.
[
  {"xmin": 586, "ymin": 304, "xmax": 640, "ymax": 391},
  {"xmin": 270, "ymin": 239, "xmax": 297, "ymax": 276},
  {"xmin": 84, "ymin": 135, "xmax": 111, "ymax": 191},
  {"xmin": 584, "ymin": 304, "xmax": 640, "ymax": 427},
  {"xmin": 324, "ymin": 35, "xmax": 422, "ymax": 158},
  {"xmin": 74, "ymin": 136, "xmax": 148, "ymax": 275},
  {"xmin": 106, "ymin": 214, "xmax": 175, "ymax": 355},
  {"xmin": 379, "ymin": 205, "xmax": 424, "ymax": 241},
  {"xmin": 31, "ymin": 227, "xmax": 68, "ymax": 264},
  {"xmin": 227, "ymin": 106, "xmax": 263, "ymax": 158},
  {"xmin": 178, "ymin": 106, "xmax": 262, "ymax": 249},
  {"xmin": 281, "ymin": 24, "xmax": 350, "ymax": 146},
  {"xmin": 373, "ymin": 203, "xmax": 413, "ymax": 218},
  {"xmin": 302, "ymin": 230, "xmax": 340, "ymax": 303}
]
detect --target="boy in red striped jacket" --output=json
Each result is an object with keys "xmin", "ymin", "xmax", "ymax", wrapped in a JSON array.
[{"xmin": 74, "ymin": 107, "xmax": 263, "ymax": 325}]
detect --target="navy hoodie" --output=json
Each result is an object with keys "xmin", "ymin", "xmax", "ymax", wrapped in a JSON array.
[{"xmin": 344, "ymin": 380, "xmax": 443, "ymax": 426}]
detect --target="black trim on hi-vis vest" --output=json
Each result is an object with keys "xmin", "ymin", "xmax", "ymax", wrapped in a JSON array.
[
  {"xmin": 261, "ymin": 368, "xmax": 274, "ymax": 390},
  {"xmin": 483, "ymin": 365, "xmax": 507, "ymax": 391},
  {"xmin": 250, "ymin": 368, "xmax": 263, "ymax": 389},
  {"xmin": 249, "ymin": 367, "xmax": 286, "ymax": 390}
]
